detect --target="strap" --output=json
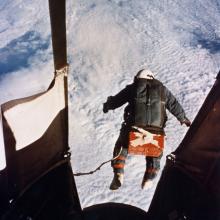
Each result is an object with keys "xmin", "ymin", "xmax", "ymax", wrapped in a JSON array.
[
  {"xmin": 160, "ymin": 84, "xmax": 165, "ymax": 103},
  {"xmin": 48, "ymin": 0, "xmax": 67, "ymax": 70}
]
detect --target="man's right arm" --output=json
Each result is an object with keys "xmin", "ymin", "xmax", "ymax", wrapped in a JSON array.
[{"xmin": 103, "ymin": 84, "xmax": 133, "ymax": 113}]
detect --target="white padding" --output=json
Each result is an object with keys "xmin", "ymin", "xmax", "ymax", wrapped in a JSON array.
[
  {"xmin": 0, "ymin": 112, "xmax": 6, "ymax": 170},
  {"xmin": 4, "ymin": 73, "xmax": 66, "ymax": 151}
]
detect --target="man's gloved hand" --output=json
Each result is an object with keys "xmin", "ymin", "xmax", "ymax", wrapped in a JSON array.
[
  {"xmin": 180, "ymin": 117, "xmax": 191, "ymax": 127},
  {"xmin": 103, "ymin": 96, "xmax": 113, "ymax": 113},
  {"xmin": 103, "ymin": 102, "xmax": 109, "ymax": 113}
]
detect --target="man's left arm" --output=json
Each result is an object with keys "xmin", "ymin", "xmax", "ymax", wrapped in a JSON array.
[{"xmin": 165, "ymin": 87, "xmax": 191, "ymax": 127}]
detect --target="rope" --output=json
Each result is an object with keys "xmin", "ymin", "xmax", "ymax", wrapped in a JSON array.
[{"xmin": 73, "ymin": 147, "xmax": 123, "ymax": 176}]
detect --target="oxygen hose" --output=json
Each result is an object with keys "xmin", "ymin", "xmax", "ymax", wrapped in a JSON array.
[{"xmin": 72, "ymin": 146, "xmax": 123, "ymax": 176}]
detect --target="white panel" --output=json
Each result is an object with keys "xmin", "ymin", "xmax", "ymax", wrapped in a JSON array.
[
  {"xmin": 3, "ymin": 72, "xmax": 66, "ymax": 151},
  {"xmin": 0, "ymin": 111, "xmax": 6, "ymax": 170}
]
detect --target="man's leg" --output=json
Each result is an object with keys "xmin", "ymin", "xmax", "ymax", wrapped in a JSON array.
[
  {"xmin": 110, "ymin": 146, "xmax": 128, "ymax": 190},
  {"xmin": 110, "ymin": 123, "xmax": 129, "ymax": 190},
  {"xmin": 112, "ymin": 147, "xmax": 128, "ymax": 174},
  {"xmin": 141, "ymin": 155, "xmax": 162, "ymax": 189},
  {"xmin": 146, "ymin": 156, "xmax": 161, "ymax": 178}
]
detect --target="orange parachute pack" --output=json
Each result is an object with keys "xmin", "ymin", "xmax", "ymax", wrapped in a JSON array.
[{"xmin": 128, "ymin": 127, "xmax": 164, "ymax": 157}]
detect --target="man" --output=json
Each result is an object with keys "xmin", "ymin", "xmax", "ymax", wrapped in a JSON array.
[{"xmin": 103, "ymin": 69, "xmax": 191, "ymax": 190}]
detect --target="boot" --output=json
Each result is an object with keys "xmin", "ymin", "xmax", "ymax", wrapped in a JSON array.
[
  {"xmin": 109, "ymin": 173, "xmax": 124, "ymax": 190},
  {"xmin": 141, "ymin": 178, "xmax": 153, "ymax": 190},
  {"xmin": 141, "ymin": 168, "xmax": 158, "ymax": 190}
]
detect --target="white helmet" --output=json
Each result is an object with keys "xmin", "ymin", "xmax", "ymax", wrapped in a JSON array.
[{"xmin": 135, "ymin": 69, "xmax": 155, "ymax": 80}]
